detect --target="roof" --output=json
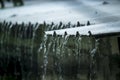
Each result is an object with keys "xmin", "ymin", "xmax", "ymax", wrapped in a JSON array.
[{"xmin": 45, "ymin": 21, "xmax": 120, "ymax": 37}]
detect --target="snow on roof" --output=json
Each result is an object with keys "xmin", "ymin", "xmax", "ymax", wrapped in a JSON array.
[{"xmin": 45, "ymin": 21, "xmax": 120, "ymax": 36}]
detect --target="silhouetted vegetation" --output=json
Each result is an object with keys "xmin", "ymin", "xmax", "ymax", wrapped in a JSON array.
[{"xmin": 0, "ymin": 0, "xmax": 24, "ymax": 8}]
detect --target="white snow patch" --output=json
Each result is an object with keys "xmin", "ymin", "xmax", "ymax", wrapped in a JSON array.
[
  {"xmin": 45, "ymin": 21, "xmax": 120, "ymax": 35},
  {"xmin": 0, "ymin": 0, "xmax": 120, "ymax": 24}
]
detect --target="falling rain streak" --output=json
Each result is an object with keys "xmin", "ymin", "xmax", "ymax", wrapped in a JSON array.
[{"xmin": 0, "ymin": 21, "xmax": 120, "ymax": 80}]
